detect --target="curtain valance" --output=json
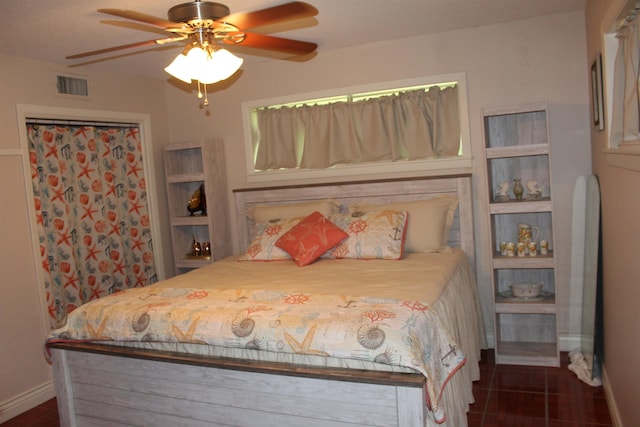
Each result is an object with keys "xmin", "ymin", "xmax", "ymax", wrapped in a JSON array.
[{"xmin": 255, "ymin": 86, "xmax": 460, "ymax": 170}]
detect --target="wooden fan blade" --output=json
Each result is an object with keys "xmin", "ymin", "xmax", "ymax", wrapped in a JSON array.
[
  {"xmin": 66, "ymin": 37, "xmax": 183, "ymax": 60},
  {"xmin": 222, "ymin": 1, "xmax": 318, "ymax": 31},
  {"xmin": 228, "ymin": 32, "xmax": 317, "ymax": 55},
  {"xmin": 98, "ymin": 8, "xmax": 185, "ymax": 30}
]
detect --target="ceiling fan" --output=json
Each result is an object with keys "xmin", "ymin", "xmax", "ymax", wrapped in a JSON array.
[{"xmin": 67, "ymin": 1, "xmax": 318, "ymax": 105}]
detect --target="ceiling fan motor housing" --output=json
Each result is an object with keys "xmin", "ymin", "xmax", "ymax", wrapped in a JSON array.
[{"xmin": 168, "ymin": 2, "xmax": 230, "ymax": 23}]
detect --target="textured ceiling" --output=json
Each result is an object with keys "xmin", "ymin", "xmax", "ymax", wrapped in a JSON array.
[{"xmin": 0, "ymin": 0, "xmax": 586, "ymax": 80}]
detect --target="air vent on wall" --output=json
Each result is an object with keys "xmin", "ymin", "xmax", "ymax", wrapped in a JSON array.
[{"xmin": 56, "ymin": 74, "xmax": 89, "ymax": 97}]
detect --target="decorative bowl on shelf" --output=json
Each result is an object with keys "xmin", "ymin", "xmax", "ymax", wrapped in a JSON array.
[{"xmin": 510, "ymin": 283, "xmax": 543, "ymax": 298}]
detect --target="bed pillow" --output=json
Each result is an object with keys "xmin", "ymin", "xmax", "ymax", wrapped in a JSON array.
[
  {"xmin": 238, "ymin": 217, "xmax": 302, "ymax": 261},
  {"xmin": 246, "ymin": 199, "xmax": 338, "ymax": 223},
  {"xmin": 323, "ymin": 210, "xmax": 409, "ymax": 260},
  {"xmin": 275, "ymin": 211, "xmax": 348, "ymax": 266},
  {"xmin": 349, "ymin": 196, "xmax": 458, "ymax": 252}
]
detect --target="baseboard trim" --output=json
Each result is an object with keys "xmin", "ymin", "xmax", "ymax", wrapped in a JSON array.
[
  {"xmin": 0, "ymin": 381, "xmax": 55, "ymax": 423},
  {"xmin": 602, "ymin": 365, "xmax": 623, "ymax": 427}
]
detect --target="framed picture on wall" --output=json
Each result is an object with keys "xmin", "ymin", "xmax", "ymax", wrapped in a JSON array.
[{"xmin": 591, "ymin": 53, "xmax": 605, "ymax": 131}]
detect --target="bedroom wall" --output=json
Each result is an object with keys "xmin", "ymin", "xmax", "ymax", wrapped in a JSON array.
[
  {"xmin": 0, "ymin": 54, "xmax": 172, "ymax": 421},
  {"xmin": 585, "ymin": 1, "xmax": 640, "ymax": 426},
  {"xmin": 163, "ymin": 11, "xmax": 592, "ymax": 354}
]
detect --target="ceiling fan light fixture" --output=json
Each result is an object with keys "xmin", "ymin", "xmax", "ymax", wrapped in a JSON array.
[
  {"xmin": 186, "ymin": 45, "xmax": 207, "ymax": 63},
  {"xmin": 165, "ymin": 43, "xmax": 243, "ymax": 100},
  {"xmin": 164, "ymin": 53, "xmax": 192, "ymax": 83},
  {"xmin": 197, "ymin": 48, "xmax": 243, "ymax": 84}
]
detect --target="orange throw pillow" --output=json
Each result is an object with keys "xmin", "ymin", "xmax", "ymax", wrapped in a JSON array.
[{"xmin": 276, "ymin": 211, "xmax": 348, "ymax": 266}]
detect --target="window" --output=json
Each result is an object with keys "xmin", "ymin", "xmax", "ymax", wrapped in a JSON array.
[
  {"xmin": 241, "ymin": 73, "xmax": 471, "ymax": 182},
  {"xmin": 602, "ymin": 1, "xmax": 640, "ymax": 171}
]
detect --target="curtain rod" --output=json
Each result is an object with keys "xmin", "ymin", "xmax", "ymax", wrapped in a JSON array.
[{"xmin": 25, "ymin": 118, "xmax": 139, "ymax": 128}]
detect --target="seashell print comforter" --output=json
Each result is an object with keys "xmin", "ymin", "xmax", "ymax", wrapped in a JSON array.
[{"xmin": 49, "ymin": 285, "xmax": 465, "ymax": 422}]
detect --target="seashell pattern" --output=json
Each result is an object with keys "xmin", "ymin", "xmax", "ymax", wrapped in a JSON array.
[
  {"xmin": 141, "ymin": 333, "xmax": 155, "ymax": 342},
  {"xmin": 232, "ymin": 317, "xmax": 255, "ymax": 337},
  {"xmin": 373, "ymin": 349, "xmax": 395, "ymax": 365},
  {"xmin": 132, "ymin": 312, "xmax": 150, "ymax": 332},
  {"xmin": 245, "ymin": 336, "xmax": 263, "ymax": 350},
  {"xmin": 357, "ymin": 324, "xmax": 385, "ymax": 349}
]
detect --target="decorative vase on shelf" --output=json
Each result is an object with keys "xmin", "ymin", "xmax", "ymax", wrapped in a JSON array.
[
  {"xmin": 187, "ymin": 184, "xmax": 207, "ymax": 216},
  {"xmin": 513, "ymin": 178, "xmax": 524, "ymax": 201}
]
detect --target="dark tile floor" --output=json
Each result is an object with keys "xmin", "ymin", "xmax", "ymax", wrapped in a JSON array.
[
  {"xmin": 1, "ymin": 350, "xmax": 612, "ymax": 427},
  {"xmin": 1, "ymin": 398, "xmax": 59, "ymax": 427},
  {"xmin": 468, "ymin": 350, "xmax": 613, "ymax": 427}
]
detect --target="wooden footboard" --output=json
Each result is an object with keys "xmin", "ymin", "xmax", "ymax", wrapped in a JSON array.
[{"xmin": 49, "ymin": 342, "xmax": 427, "ymax": 427}]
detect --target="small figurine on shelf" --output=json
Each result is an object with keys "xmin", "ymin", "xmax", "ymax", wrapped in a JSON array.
[
  {"xmin": 495, "ymin": 181, "xmax": 510, "ymax": 202},
  {"xmin": 513, "ymin": 178, "xmax": 524, "ymax": 201},
  {"xmin": 191, "ymin": 238, "xmax": 202, "ymax": 256},
  {"xmin": 187, "ymin": 183, "xmax": 207, "ymax": 216},
  {"xmin": 526, "ymin": 180, "xmax": 543, "ymax": 200},
  {"xmin": 202, "ymin": 241, "xmax": 211, "ymax": 257}
]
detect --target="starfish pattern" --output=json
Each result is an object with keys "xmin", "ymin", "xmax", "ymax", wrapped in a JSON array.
[
  {"xmin": 56, "ymin": 230, "xmax": 72, "ymax": 246},
  {"xmin": 373, "ymin": 209, "xmax": 400, "ymax": 225},
  {"xmin": 85, "ymin": 316, "xmax": 110, "ymax": 340},
  {"xmin": 63, "ymin": 272, "xmax": 80, "ymax": 290},
  {"xmin": 283, "ymin": 324, "xmax": 328, "ymax": 356},
  {"xmin": 44, "ymin": 143, "xmax": 59, "ymax": 160},
  {"xmin": 127, "ymin": 161, "xmax": 143, "ymax": 178},
  {"xmin": 128, "ymin": 201, "xmax": 144, "ymax": 215},
  {"xmin": 81, "ymin": 203, "xmax": 99, "ymax": 221},
  {"xmin": 130, "ymin": 237, "xmax": 145, "ymax": 252},
  {"xmin": 73, "ymin": 127, "xmax": 91, "ymax": 139},
  {"xmin": 112, "ymin": 260, "xmax": 127, "ymax": 276},
  {"xmin": 172, "ymin": 318, "xmax": 205, "ymax": 344},
  {"xmin": 84, "ymin": 244, "xmax": 101, "ymax": 262},
  {"xmin": 77, "ymin": 162, "xmax": 96, "ymax": 180}
]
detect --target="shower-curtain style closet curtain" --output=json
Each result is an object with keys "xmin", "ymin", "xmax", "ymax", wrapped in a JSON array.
[
  {"xmin": 255, "ymin": 85, "xmax": 460, "ymax": 171},
  {"xmin": 27, "ymin": 122, "xmax": 157, "ymax": 329}
]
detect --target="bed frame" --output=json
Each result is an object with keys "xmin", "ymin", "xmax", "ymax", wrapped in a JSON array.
[{"xmin": 48, "ymin": 174, "xmax": 478, "ymax": 427}]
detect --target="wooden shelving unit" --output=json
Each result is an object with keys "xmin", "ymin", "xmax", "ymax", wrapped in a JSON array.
[
  {"xmin": 164, "ymin": 139, "xmax": 231, "ymax": 275},
  {"xmin": 482, "ymin": 102, "xmax": 560, "ymax": 367}
]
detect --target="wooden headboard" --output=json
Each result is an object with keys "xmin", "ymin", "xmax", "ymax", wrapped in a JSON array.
[{"xmin": 233, "ymin": 174, "xmax": 475, "ymax": 268}]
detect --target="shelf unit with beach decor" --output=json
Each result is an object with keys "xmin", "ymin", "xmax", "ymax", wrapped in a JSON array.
[
  {"xmin": 164, "ymin": 138, "xmax": 231, "ymax": 275},
  {"xmin": 482, "ymin": 102, "xmax": 560, "ymax": 367}
]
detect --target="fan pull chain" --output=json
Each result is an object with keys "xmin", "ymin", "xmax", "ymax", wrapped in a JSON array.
[
  {"xmin": 197, "ymin": 81, "xmax": 204, "ymax": 100},
  {"xmin": 196, "ymin": 81, "xmax": 209, "ymax": 107}
]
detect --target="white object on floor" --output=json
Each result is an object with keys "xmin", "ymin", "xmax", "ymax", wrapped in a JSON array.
[{"xmin": 568, "ymin": 348, "xmax": 602, "ymax": 387}]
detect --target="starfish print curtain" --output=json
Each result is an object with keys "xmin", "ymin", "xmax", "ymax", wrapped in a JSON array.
[{"xmin": 27, "ymin": 122, "xmax": 158, "ymax": 329}]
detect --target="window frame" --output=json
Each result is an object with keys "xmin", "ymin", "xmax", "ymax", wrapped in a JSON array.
[
  {"xmin": 241, "ymin": 72, "xmax": 472, "ymax": 183},
  {"xmin": 601, "ymin": 1, "xmax": 640, "ymax": 171}
]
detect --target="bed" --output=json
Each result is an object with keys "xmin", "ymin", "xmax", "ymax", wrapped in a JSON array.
[{"xmin": 46, "ymin": 174, "xmax": 486, "ymax": 427}]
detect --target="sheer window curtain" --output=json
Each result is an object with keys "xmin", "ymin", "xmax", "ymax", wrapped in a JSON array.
[
  {"xmin": 27, "ymin": 123, "xmax": 158, "ymax": 328},
  {"xmin": 255, "ymin": 86, "xmax": 460, "ymax": 171},
  {"xmin": 611, "ymin": 7, "xmax": 640, "ymax": 147}
]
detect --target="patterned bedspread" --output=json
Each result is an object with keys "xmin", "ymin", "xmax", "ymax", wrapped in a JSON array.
[{"xmin": 48, "ymin": 286, "xmax": 465, "ymax": 422}]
